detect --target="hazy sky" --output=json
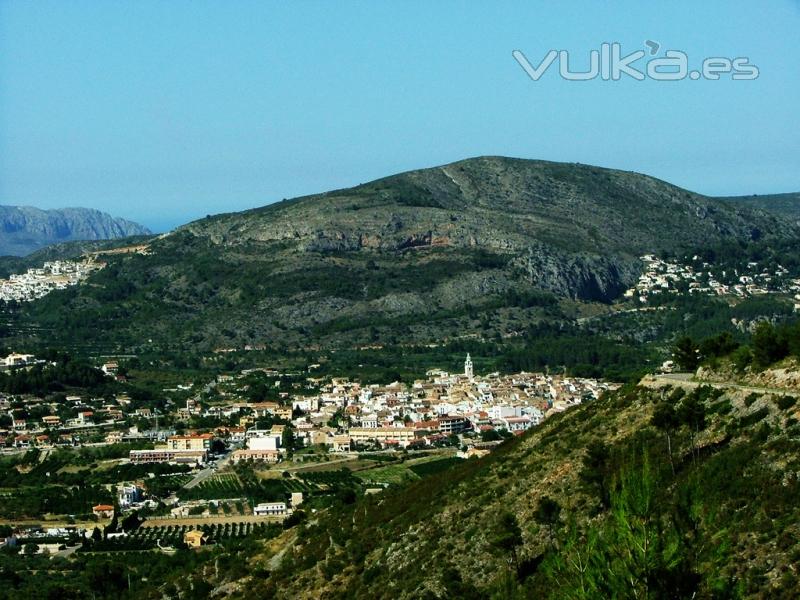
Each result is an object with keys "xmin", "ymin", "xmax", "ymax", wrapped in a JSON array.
[{"xmin": 1, "ymin": 1, "xmax": 799, "ymax": 232}]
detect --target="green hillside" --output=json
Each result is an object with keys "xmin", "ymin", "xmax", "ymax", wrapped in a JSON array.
[
  {"xmin": 241, "ymin": 378, "xmax": 800, "ymax": 599},
  {"xmin": 2, "ymin": 369, "xmax": 798, "ymax": 599},
  {"xmin": 5, "ymin": 157, "xmax": 798, "ymax": 357},
  {"xmin": 719, "ymin": 193, "xmax": 800, "ymax": 221}
]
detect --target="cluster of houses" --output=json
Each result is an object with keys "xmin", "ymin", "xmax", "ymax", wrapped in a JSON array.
[
  {"xmin": 625, "ymin": 254, "xmax": 800, "ymax": 307},
  {"xmin": 129, "ymin": 432, "xmax": 215, "ymax": 465},
  {"xmin": 147, "ymin": 355, "xmax": 617, "ymax": 462},
  {"xmin": 0, "ymin": 259, "xmax": 104, "ymax": 303},
  {"xmin": 0, "ymin": 352, "xmax": 143, "ymax": 449},
  {"xmin": 285, "ymin": 355, "xmax": 615, "ymax": 452},
  {"xmin": 0, "ymin": 391, "xmax": 135, "ymax": 449},
  {"xmin": 1, "ymin": 352, "xmax": 615, "ymax": 463},
  {"xmin": 0, "ymin": 355, "xmax": 617, "ymax": 554}
]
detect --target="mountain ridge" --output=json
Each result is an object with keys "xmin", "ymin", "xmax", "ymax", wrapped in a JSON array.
[
  {"xmin": 718, "ymin": 192, "xmax": 800, "ymax": 221},
  {"xmin": 181, "ymin": 156, "xmax": 791, "ymax": 255},
  {"xmin": 0, "ymin": 205, "xmax": 151, "ymax": 256},
  {"xmin": 11, "ymin": 156, "xmax": 800, "ymax": 353}
]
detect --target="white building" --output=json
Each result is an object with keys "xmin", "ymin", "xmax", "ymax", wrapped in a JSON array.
[
  {"xmin": 253, "ymin": 502, "xmax": 287, "ymax": 516},
  {"xmin": 488, "ymin": 405, "xmax": 518, "ymax": 419},
  {"xmin": 247, "ymin": 433, "xmax": 281, "ymax": 451},
  {"xmin": 501, "ymin": 416, "xmax": 533, "ymax": 432},
  {"xmin": 118, "ymin": 484, "xmax": 143, "ymax": 508},
  {"xmin": 4, "ymin": 353, "xmax": 35, "ymax": 367}
]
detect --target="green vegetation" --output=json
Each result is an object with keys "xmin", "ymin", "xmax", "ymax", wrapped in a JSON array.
[
  {"xmin": 83, "ymin": 521, "xmax": 281, "ymax": 553},
  {"xmin": 720, "ymin": 192, "xmax": 800, "ymax": 221},
  {"xmin": 675, "ymin": 318, "xmax": 800, "ymax": 372},
  {"xmin": 0, "ymin": 446, "xmax": 177, "ymax": 519},
  {"xmin": 230, "ymin": 381, "xmax": 800, "ymax": 599},
  {"xmin": 0, "ymin": 158, "xmax": 798, "ymax": 598},
  {"xmin": 0, "ymin": 484, "xmax": 113, "ymax": 521},
  {"xmin": 350, "ymin": 455, "xmax": 460, "ymax": 486},
  {"xmin": 3, "ymin": 157, "xmax": 797, "ymax": 361},
  {"xmin": 0, "ymin": 536, "xmax": 269, "ymax": 599},
  {"xmin": 0, "ymin": 354, "xmax": 108, "ymax": 395}
]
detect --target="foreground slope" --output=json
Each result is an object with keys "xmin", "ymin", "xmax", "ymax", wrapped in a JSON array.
[
  {"xmin": 236, "ymin": 377, "xmax": 800, "ymax": 599},
  {"xmin": 0, "ymin": 205, "xmax": 150, "ymax": 256},
  {"xmin": 14, "ymin": 157, "xmax": 800, "ymax": 352}
]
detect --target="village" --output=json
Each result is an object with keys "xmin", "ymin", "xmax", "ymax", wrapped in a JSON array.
[
  {"xmin": 1, "ymin": 250, "xmax": 796, "ymax": 556},
  {"xmin": 1, "ymin": 354, "xmax": 616, "ymax": 457},
  {"xmin": 625, "ymin": 254, "xmax": 800, "ymax": 308},
  {"xmin": 0, "ymin": 259, "xmax": 104, "ymax": 303},
  {"xmin": 0, "ymin": 353, "xmax": 617, "ymax": 554}
]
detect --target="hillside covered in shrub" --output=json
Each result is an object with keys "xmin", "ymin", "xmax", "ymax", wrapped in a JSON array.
[{"xmin": 231, "ymin": 377, "xmax": 800, "ymax": 599}]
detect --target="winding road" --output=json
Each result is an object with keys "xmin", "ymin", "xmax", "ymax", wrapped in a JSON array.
[{"xmin": 644, "ymin": 372, "xmax": 797, "ymax": 396}]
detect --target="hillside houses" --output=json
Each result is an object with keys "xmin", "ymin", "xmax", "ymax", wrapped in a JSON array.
[
  {"xmin": 0, "ymin": 259, "xmax": 104, "ymax": 303},
  {"xmin": 230, "ymin": 356, "xmax": 619, "ymax": 452},
  {"xmin": 626, "ymin": 254, "xmax": 800, "ymax": 304}
]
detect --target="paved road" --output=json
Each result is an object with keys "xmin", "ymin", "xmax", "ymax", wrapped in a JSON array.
[
  {"xmin": 645, "ymin": 373, "xmax": 796, "ymax": 396},
  {"xmin": 280, "ymin": 447, "xmax": 457, "ymax": 473}
]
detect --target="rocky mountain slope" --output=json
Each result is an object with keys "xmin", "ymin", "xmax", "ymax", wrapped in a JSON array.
[
  {"xmin": 186, "ymin": 156, "xmax": 792, "ymax": 278},
  {"xmin": 0, "ymin": 205, "xmax": 150, "ymax": 256},
  {"xmin": 13, "ymin": 157, "xmax": 800, "ymax": 353},
  {"xmin": 719, "ymin": 192, "xmax": 800, "ymax": 222}
]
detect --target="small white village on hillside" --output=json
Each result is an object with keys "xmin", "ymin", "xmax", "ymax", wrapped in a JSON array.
[
  {"xmin": 1, "ymin": 353, "xmax": 617, "ymax": 462},
  {"xmin": 0, "ymin": 260, "xmax": 104, "ymax": 303},
  {"xmin": 625, "ymin": 254, "xmax": 800, "ymax": 309},
  {"xmin": 3, "ymin": 248, "xmax": 800, "ymax": 309},
  {"xmin": 0, "ymin": 352, "xmax": 617, "ymax": 542}
]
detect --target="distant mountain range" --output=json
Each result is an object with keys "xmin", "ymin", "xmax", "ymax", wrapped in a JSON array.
[
  {"xmin": 718, "ymin": 192, "xmax": 800, "ymax": 221},
  {"xmin": 0, "ymin": 205, "xmax": 150, "ymax": 256},
  {"xmin": 12, "ymin": 156, "xmax": 800, "ymax": 353}
]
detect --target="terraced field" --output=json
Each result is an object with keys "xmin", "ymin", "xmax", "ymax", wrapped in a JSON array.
[{"xmin": 179, "ymin": 471, "xmax": 322, "ymax": 502}]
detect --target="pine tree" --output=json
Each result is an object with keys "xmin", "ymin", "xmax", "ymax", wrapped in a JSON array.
[
  {"xmin": 535, "ymin": 496, "xmax": 562, "ymax": 547},
  {"xmin": 674, "ymin": 337, "xmax": 700, "ymax": 371},
  {"xmin": 651, "ymin": 403, "xmax": 679, "ymax": 475}
]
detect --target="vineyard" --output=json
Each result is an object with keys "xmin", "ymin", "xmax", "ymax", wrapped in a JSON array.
[
  {"xmin": 82, "ymin": 521, "xmax": 281, "ymax": 552},
  {"xmin": 178, "ymin": 471, "xmax": 325, "ymax": 503}
]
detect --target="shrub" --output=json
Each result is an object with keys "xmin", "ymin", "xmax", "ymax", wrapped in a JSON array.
[
  {"xmin": 740, "ymin": 408, "xmax": 770, "ymax": 428},
  {"xmin": 744, "ymin": 393, "xmax": 761, "ymax": 408}
]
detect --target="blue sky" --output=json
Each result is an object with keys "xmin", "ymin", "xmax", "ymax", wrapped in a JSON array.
[{"xmin": 1, "ymin": 1, "xmax": 799, "ymax": 232}]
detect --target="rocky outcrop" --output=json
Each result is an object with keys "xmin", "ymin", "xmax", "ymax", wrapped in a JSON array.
[{"xmin": 513, "ymin": 245, "xmax": 642, "ymax": 302}]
